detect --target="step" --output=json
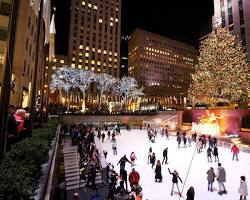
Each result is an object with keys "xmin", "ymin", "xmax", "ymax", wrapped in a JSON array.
[
  {"xmin": 64, "ymin": 161, "xmax": 78, "ymax": 166},
  {"xmin": 66, "ymin": 185, "xmax": 79, "ymax": 191},
  {"xmin": 64, "ymin": 153, "xmax": 78, "ymax": 157},
  {"xmin": 66, "ymin": 176, "xmax": 80, "ymax": 182},
  {"xmin": 80, "ymin": 179, "xmax": 103, "ymax": 188},
  {"xmin": 65, "ymin": 165, "xmax": 79, "ymax": 171},
  {"xmin": 65, "ymin": 168, "xmax": 79, "ymax": 174},
  {"xmin": 64, "ymin": 162, "xmax": 78, "ymax": 167},
  {"xmin": 66, "ymin": 179, "xmax": 80, "ymax": 187},
  {"xmin": 65, "ymin": 172, "xmax": 79, "ymax": 178}
]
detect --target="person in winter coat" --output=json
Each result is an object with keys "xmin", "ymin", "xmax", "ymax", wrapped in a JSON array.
[
  {"xmin": 186, "ymin": 186, "xmax": 195, "ymax": 200},
  {"xmin": 168, "ymin": 168, "xmax": 183, "ymax": 197},
  {"xmin": 107, "ymin": 130, "xmax": 111, "ymax": 140},
  {"xmin": 129, "ymin": 168, "xmax": 140, "ymax": 188},
  {"xmin": 112, "ymin": 138, "xmax": 117, "ymax": 155},
  {"xmin": 118, "ymin": 155, "xmax": 132, "ymax": 172},
  {"xmin": 213, "ymin": 146, "xmax": 219, "ymax": 162},
  {"xmin": 148, "ymin": 147, "xmax": 152, "ymax": 164},
  {"xmin": 183, "ymin": 135, "xmax": 187, "ymax": 148},
  {"xmin": 120, "ymin": 169, "xmax": 128, "ymax": 191},
  {"xmin": 238, "ymin": 176, "xmax": 248, "ymax": 200},
  {"xmin": 217, "ymin": 163, "xmax": 227, "ymax": 195},
  {"xmin": 196, "ymin": 139, "xmax": 202, "ymax": 153},
  {"xmin": 162, "ymin": 147, "xmax": 168, "ymax": 165},
  {"xmin": 155, "ymin": 160, "xmax": 163, "ymax": 182},
  {"xmin": 231, "ymin": 144, "xmax": 239, "ymax": 161},
  {"xmin": 151, "ymin": 152, "xmax": 156, "ymax": 168},
  {"xmin": 101, "ymin": 132, "xmax": 105, "ymax": 143},
  {"xmin": 207, "ymin": 147, "xmax": 213, "ymax": 163},
  {"xmin": 130, "ymin": 152, "xmax": 137, "ymax": 166},
  {"xmin": 207, "ymin": 167, "xmax": 216, "ymax": 192},
  {"xmin": 177, "ymin": 135, "xmax": 182, "ymax": 148}
]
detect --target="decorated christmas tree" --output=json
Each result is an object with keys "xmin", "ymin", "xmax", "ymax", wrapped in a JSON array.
[{"xmin": 188, "ymin": 25, "xmax": 250, "ymax": 105}]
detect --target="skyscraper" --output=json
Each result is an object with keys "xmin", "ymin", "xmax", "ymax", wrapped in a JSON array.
[
  {"xmin": 68, "ymin": 0, "xmax": 121, "ymax": 77},
  {"xmin": 128, "ymin": 29, "xmax": 197, "ymax": 109},
  {"xmin": 213, "ymin": 0, "xmax": 250, "ymax": 61}
]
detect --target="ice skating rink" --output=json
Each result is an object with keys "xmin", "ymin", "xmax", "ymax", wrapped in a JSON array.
[{"xmin": 101, "ymin": 129, "xmax": 250, "ymax": 200}]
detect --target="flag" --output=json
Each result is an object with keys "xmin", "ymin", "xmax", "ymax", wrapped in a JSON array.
[
  {"xmin": 49, "ymin": 13, "xmax": 56, "ymax": 61},
  {"xmin": 43, "ymin": 0, "xmax": 51, "ymax": 44}
]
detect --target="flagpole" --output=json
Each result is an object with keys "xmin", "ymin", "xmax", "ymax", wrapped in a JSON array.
[
  {"xmin": 46, "ymin": 7, "xmax": 56, "ymax": 115},
  {"xmin": 0, "ymin": 0, "xmax": 20, "ymax": 161},
  {"xmin": 29, "ymin": 0, "xmax": 44, "ymax": 135}
]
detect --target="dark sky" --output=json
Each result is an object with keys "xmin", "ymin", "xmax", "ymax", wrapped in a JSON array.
[{"xmin": 53, "ymin": 0, "xmax": 214, "ymax": 55}]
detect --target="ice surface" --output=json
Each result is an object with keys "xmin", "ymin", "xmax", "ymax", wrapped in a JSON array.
[{"xmin": 101, "ymin": 129, "xmax": 250, "ymax": 200}]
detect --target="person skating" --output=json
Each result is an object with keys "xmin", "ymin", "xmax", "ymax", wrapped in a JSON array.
[
  {"xmin": 117, "ymin": 155, "xmax": 132, "ymax": 172},
  {"xmin": 238, "ymin": 176, "xmax": 248, "ymax": 200},
  {"xmin": 207, "ymin": 147, "xmax": 213, "ymax": 163},
  {"xmin": 155, "ymin": 160, "xmax": 162, "ymax": 182},
  {"xmin": 186, "ymin": 186, "xmax": 195, "ymax": 200},
  {"xmin": 213, "ymin": 146, "xmax": 219, "ymax": 162},
  {"xmin": 231, "ymin": 144, "xmax": 239, "ymax": 161},
  {"xmin": 130, "ymin": 152, "xmax": 137, "ymax": 166},
  {"xmin": 216, "ymin": 163, "xmax": 227, "ymax": 195},
  {"xmin": 162, "ymin": 147, "xmax": 168, "ymax": 164},
  {"xmin": 207, "ymin": 167, "xmax": 215, "ymax": 192},
  {"xmin": 168, "ymin": 168, "xmax": 183, "ymax": 197},
  {"xmin": 101, "ymin": 132, "xmax": 105, "ymax": 143},
  {"xmin": 151, "ymin": 152, "xmax": 156, "ymax": 168},
  {"xmin": 183, "ymin": 134, "xmax": 187, "ymax": 148},
  {"xmin": 177, "ymin": 134, "xmax": 182, "ymax": 148},
  {"xmin": 148, "ymin": 147, "xmax": 152, "ymax": 164},
  {"xmin": 107, "ymin": 130, "xmax": 111, "ymax": 140},
  {"xmin": 112, "ymin": 138, "xmax": 117, "ymax": 155},
  {"xmin": 129, "ymin": 168, "xmax": 140, "ymax": 189}
]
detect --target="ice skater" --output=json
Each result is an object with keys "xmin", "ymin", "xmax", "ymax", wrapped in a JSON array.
[
  {"xmin": 117, "ymin": 155, "xmax": 132, "ymax": 172},
  {"xmin": 207, "ymin": 147, "xmax": 213, "ymax": 163},
  {"xmin": 231, "ymin": 144, "xmax": 239, "ymax": 161},
  {"xmin": 151, "ymin": 152, "xmax": 156, "ymax": 168},
  {"xmin": 111, "ymin": 138, "xmax": 117, "ymax": 155},
  {"xmin": 130, "ymin": 152, "xmax": 137, "ymax": 166},
  {"xmin": 213, "ymin": 146, "xmax": 219, "ymax": 162},
  {"xmin": 238, "ymin": 176, "xmax": 248, "ymax": 200},
  {"xmin": 155, "ymin": 160, "xmax": 162, "ymax": 182},
  {"xmin": 168, "ymin": 168, "xmax": 183, "ymax": 197},
  {"xmin": 216, "ymin": 163, "xmax": 227, "ymax": 195},
  {"xmin": 162, "ymin": 147, "xmax": 168, "ymax": 165},
  {"xmin": 177, "ymin": 134, "xmax": 182, "ymax": 148},
  {"xmin": 207, "ymin": 167, "xmax": 215, "ymax": 192},
  {"xmin": 148, "ymin": 147, "xmax": 152, "ymax": 164}
]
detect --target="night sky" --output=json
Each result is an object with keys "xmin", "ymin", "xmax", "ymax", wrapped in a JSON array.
[{"xmin": 52, "ymin": 0, "xmax": 214, "ymax": 55}]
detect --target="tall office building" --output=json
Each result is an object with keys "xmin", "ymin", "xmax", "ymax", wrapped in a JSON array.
[
  {"xmin": 68, "ymin": 0, "xmax": 121, "ymax": 77},
  {"xmin": 128, "ymin": 29, "xmax": 197, "ymax": 109},
  {"xmin": 0, "ymin": 0, "xmax": 45, "ymax": 108},
  {"xmin": 213, "ymin": 0, "xmax": 250, "ymax": 61}
]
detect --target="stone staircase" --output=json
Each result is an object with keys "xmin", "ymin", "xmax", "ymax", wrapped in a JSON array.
[{"xmin": 63, "ymin": 145, "xmax": 80, "ymax": 191}]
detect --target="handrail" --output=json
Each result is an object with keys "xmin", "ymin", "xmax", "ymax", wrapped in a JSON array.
[{"xmin": 43, "ymin": 124, "xmax": 61, "ymax": 200}]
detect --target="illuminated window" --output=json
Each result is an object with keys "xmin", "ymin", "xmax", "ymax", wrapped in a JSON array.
[
  {"xmin": 53, "ymin": 58, "xmax": 57, "ymax": 62},
  {"xmin": 91, "ymin": 67, "xmax": 94, "ymax": 71},
  {"xmin": 72, "ymin": 57, "xmax": 75, "ymax": 61},
  {"xmin": 71, "ymin": 63, "xmax": 75, "ymax": 68},
  {"xmin": 85, "ymin": 53, "xmax": 89, "ymax": 57},
  {"xmin": 97, "ymin": 61, "xmax": 101, "ymax": 65},
  {"xmin": 98, "ymin": 49, "xmax": 101, "ymax": 53},
  {"xmin": 52, "ymin": 66, "xmax": 56, "ymax": 70},
  {"xmin": 82, "ymin": 1, "xmax": 85, "ymax": 6},
  {"xmin": 114, "ymin": 52, "xmax": 117, "ymax": 56},
  {"xmin": 93, "ymin": 5, "xmax": 97, "ymax": 10},
  {"xmin": 60, "ymin": 59, "xmax": 64, "ymax": 64},
  {"xmin": 78, "ymin": 65, "xmax": 82, "ymax": 69},
  {"xmin": 97, "ymin": 68, "xmax": 100, "ymax": 72},
  {"xmin": 109, "ymin": 57, "xmax": 112, "ymax": 61},
  {"xmin": 110, "ymin": 17, "xmax": 113, "ymax": 21},
  {"xmin": 99, "ymin": 19, "xmax": 102, "ymax": 23},
  {"xmin": 85, "ymin": 60, "xmax": 88, "ymax": 63},
  {"xmin": 79, "ymin": 59, "xmax": 82, "ymax": 62},
  {"xmin": 103, "ymin": 50, "xmax": 107, "ymax": 54},
  {"xmin": 92, "ymin": 48, "xmax": 95, "ymax": 51},
  {"xmin": 85, "ymin": 66, "xmax": 88, "ymax": 70},
  {"xmin": 88, "ymin": 3, "xmax": 91, "ymax": 8},
  {"xmin": 110, "ymin": 22, "xmax": 113, "ymax": 26},
  {"xmin": 86, "ymin": 46, "xmax": 89, "ymax": 50},
  {"xmin": 79, "ymin": 45, "xmax": 83, "ymax": 49},
  {"xmin": 91, "ymin": 60, "xmax": 95, "ymax": 64},
  {"xmin": 115, "ymin": 18, "xmax": 118, "ymax": 22},
  {"xmin": 109, "ymin": 51, "xmax": 112, "ymax": 55}
]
